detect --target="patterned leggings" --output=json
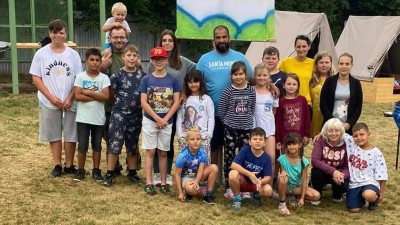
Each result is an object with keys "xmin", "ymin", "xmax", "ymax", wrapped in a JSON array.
[{"xmin": 223, "ymin": 127, "xmax": 250, "ymax": 188}]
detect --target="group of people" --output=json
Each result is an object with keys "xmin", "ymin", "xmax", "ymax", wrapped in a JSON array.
[{"xmin": 30, "ymin": 2, "xmax": 388, "ymax": 215}]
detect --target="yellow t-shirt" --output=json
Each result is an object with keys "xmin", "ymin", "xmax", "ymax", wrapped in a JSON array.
[
  {"xmin": 279, "ymin": 57, "xmax": 314, "ymax": 104},
  {"xmin": 310, "ymin": 77, "xmax": 327, "ymax": 137}
]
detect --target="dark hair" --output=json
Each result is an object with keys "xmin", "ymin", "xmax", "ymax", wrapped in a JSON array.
[
  {"xmin": 282, "ymin": 73, "xmax": 300, "ymax": 97},
  {"xmin": 183, "ymin": 70, "xmax": 207, "ymax": 100},
  {"xmin": 230, "ymin": 61, "xmax": 247, "ymax": 77},
  {"xmin": 352, "ymin": 122, "xmax": 369, "ymax": 133},
  {"xmin": 159, "ymin": 29, "xmax": 182, "ymax": 70},
  {"xmin": 213, "ymin": 25, "xmax": 230, "ymax": 38},
  {"xmin": 294, "ymin": 35, "xmax": 311, "ymax": 47},
  {"xmin": 250, "ymin": 127, "xmax": 266, "ymax": 138},
  {"xmin": 85, "ymin": 48, "xmax": 102, "ymax": 60},
  {"xmin": 48, "ymin": 19, "xmax": 67, "ymax": 33},
  {"xmin": 339, "ymin": 52, "xmax": 354, "ymax": 65},
  {"xmin": 262, "ymin": 46, "xmax": 280, "ymax": 58},
  {"xmin": 123, "ymin": 44, "xmax": 139, "ymax": 54},
  {"xmin": 284, "ymin": 132, "xmax": 305, "ymax": 178}
]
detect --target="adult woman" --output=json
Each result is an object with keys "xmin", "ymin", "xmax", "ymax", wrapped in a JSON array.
[
  {"xmin": 279, "ymin": 35, "xmax": 314, "ymax": 106},
  {"xmin": 310, "ymin": 51, "xmax": 335, "ymax": 137},
  {"xmin": 147, "ymin": 29, "xmax": 196, "ymax": 185},
  {"xmin": 311, "ymin": 118, "xmax": 349, "ymax": 204},
  {"xmin": 320, "ymin": 53, "xmax": 363, "ymax": 134}
]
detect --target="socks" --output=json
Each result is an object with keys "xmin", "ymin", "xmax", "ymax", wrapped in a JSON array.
[
  {"xmin": 128, "ymin": 169, "xmax": 137, "ymax": 176},
  {"xmin": 107, "ymin": 170, "xmax": 114, "ymax": 176},
  {"xmin": 234, "ymin": 194, "xmax": 242, "ymax": 202}
]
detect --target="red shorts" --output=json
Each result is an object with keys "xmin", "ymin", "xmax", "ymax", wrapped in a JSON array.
[{"xmin": 240, "ymin": 177, "xmax": 258, "ymax": 193}]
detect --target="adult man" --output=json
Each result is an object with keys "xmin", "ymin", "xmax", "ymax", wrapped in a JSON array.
[
  {"xmin": 30, "ymin": 19, "xmax": 82, "ymax": 177},
  {"xmin": 196, "ymin": 25, "xmax": 254, "ymax": 166}
]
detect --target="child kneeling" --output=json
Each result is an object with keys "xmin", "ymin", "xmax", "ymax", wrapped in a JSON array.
[
  {"xmin": 229, "ymin": 127, "xmax": 273, "ymax": 210},
  {"xmin": 175, "ymin": 127, "xmax": 218, "ymax": 204}
]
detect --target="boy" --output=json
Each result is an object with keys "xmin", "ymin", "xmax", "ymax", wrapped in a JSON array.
[
  {"xmin": 139, "ymin": 47, "xmax": 181, "ymax": 195},
  {"xmin": 175, "ymin": 127, "xmax": 218, "ymax": 204},
  {"xmin": 228, "ymin": 127, "xmax": 273, "ymax": 210},
  {"xmin": 345, "ymin": 123, "xmax": 388, "ymax": 212},
  {"xmin": 102, "ymin": 44, "xmax": 147, "ymax": 186},
  {"xmin": 30, "ymin": 19, "xmax": 82, "ymax": 177},
  {"xmin": 262, "ymin": 46, "xmax": 286, "ymax": 95},
  {"xmin": 74, "ymin": 48, "xmax": 110, "ymax": 181},
  {"xmin": 102, "ymin": 2, "xmax": 131, "ymax": 50}
]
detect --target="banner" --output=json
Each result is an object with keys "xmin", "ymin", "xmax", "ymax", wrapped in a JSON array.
[{"xmin": 176, "ymin": 0, "xmax": 275, "ymax": 41}]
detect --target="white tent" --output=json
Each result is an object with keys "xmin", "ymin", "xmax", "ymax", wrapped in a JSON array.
[
  {"xmin": 336, "ymin": 16, "xmax": 400, "ymax": 81},
  {"xmin": 245, "ymin": 10, "xmax": 337, "ymax": 70}
]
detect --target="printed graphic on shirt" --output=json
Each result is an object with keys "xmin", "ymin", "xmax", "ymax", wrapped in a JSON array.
[
  {"xmin": 336, "ymin": 100, "xmax": 349, "ymax": 122},
  {"xmin": 243, "ymin": 160, "xmax": 262, "ymax": 174},
  {"xmin": 234, "ymin": 95, "xmax": 250, "ymax": 115},
  {"xmin": 183, "ymin": 103, "xmax": 203, "ymax": 130},
  {"xmin": 83, "ymin": 80, "xmax": 100, "ymax": 91},
  {"xmin": 264, "ymin": 101, "xmax": 274, "ymax": 113},
  {"xmin": 147, "ymin": 86, "xmax": 173, "ymax": 113},
  {"xmin": 45, "ymin": 60, "xmax": 72, "ymax": 76},
  {"xmin": 208, "ymin": 60, "xmax": 235, "ymax": 70},
  {"xmin": 283, "ymin": 102, "xmax": 302, "ymax": 129},
  {"xmin": 182, "ymin": 158, "xmax": 199, "ymax": 176},
  {"xmin": 349, "ymin": 154, "xmax": 368, "ymax": 171},
  {"xmin": 322, "ymin": 147, "xmax": 346, "ymax": 167}
]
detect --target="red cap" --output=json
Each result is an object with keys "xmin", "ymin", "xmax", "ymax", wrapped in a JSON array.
[{"xmin": 150, "ymin": 47, "xmax": 168, "ymax": 58}]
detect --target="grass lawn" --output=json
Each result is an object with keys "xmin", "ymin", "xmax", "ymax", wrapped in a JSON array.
[{"xmin": 0, "ymin": 93, "xmax": 399, "ymax": 225}]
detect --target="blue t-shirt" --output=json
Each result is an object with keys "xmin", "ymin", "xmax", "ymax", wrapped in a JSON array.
[
  {"xmin": 233, "ymin": 145, "xmax": 272, "ymax": 181},
  {"xmin": 196, "ymin": 49, "xmax": 253, "ymax": 114},
  {"xmin": 138, "ymin": 73, "xmax": 182, "ymax": 124},
  {"xmin": 175, "ymin": 146, "xmax": 207, "ymax": 177},
  {"xmin": 278, "ymin": 155, "xmax": 309, "ymax": 190}
]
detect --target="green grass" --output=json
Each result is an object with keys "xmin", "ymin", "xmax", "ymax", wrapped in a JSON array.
[{"xmin": 0, "ymin": 94, "xmax": 399, "ymax": 224}]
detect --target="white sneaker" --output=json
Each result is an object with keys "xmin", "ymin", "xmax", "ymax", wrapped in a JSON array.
[
  {"xmin": 241, "ymin": 192, "xmax": 251, "ymax": 199},
  {"xmin": 310, "ymin": 200, "xmax": 321, "ymax": 206},
  {"xmin": 224, "ymin": 188, "xmax": 234, "ymax": 200},
  {"xmin": 152, "ymin": 173, "xmax": 161, "ymax": 186},
  {"xmin": 332, "ymin": 197, "xmax": 343, "ymax": 203},
  {"xmin": 166, "ymin": 174, "xmax": 173, "ymax": 186}
]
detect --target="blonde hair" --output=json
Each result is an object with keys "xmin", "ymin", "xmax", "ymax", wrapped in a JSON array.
[
  {"xmin": 320, "ymin": 118, "xmax": 345, "ymax": 141},
  {"xmin": 252, "ymin": 63, "xmax": 271, "ymax": 86},
  {"xmin": 111, "ymin": 2, "xmax": 127, "ymax": 15},
  {"xmin": 310, "ymin": 51, "xmax": 335, "ymax": 88},
  {"xmin": 186, "ymin": 126, "xmax": 201, "ymax": 140}
]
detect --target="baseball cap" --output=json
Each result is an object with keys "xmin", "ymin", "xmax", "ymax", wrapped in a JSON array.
[{"xmin": 150, "ymin": 47, "xmax": 168, "ymax": 58}]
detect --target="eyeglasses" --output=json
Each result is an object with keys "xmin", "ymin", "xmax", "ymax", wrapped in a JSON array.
[
  {"xmin": 152, "ymin": 58, "xmax": 166, "ymax": 62},
  {"xmin": 111, "ymin": 36, "xmax": 126, "ymax": 40}
]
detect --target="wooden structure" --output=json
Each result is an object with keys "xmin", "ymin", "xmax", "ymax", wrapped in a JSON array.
[{"xmin": 361, "ymin": 77, "xmax": 400, "ymax": 103}]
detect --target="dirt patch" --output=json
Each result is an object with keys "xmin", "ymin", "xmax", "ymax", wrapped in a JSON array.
[{"xmin": 0, "ymin": 74, "xmax": 37, "ymax": 94}]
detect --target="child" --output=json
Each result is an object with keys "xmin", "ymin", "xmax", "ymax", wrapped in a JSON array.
[
  {"xmin": 102, "ymin": 2, "xmax": 131, "ymax": 50},
  {"xmin": 175, "ymin": 127, "xmax": 218, "ymax": 204},
  {"xmin": 277, "ymin": 133, "xmax": 320, "ymax": 215},
  {"xmin": 262, "ymin": 46, "xmax": 286, "ymax": 95},
  {"xmin": 218, "ymin": 61, "xmax": 256, "ymax": 199},
  {"xmin": 275, "ymin": 73, "xmax": 310, "ymax": 153},
  {"xmin": 253, "ymin": 63, "xmax": 279, "ymax": 185},
  {"xmin": 345, "ymin": 123, "xmax": 388, "ymax": 212},
  {"xmin": 229, "ymin": 127, "xmax": 273, "ymax": 210},
  {"xmin": 176, "ymin": 70, "xmax": 215, "ymax": 165},
  {"xmin": 139, "ymin": 47, "xmax": 182, "ymax": 195},
  {"xmin": 73, "ymin": 48, "xmax": 110, "ymax": 182},
  {"xmin": 101, "ymin": 44, "xmax": 147, "ymax": 186}
]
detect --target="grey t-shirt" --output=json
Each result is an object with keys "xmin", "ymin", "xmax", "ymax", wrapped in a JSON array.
[
  {"xmin": 147, "ymin": 56, "xmax": 196, "ymax": 86},
  {"xmin": 333, "ymin": 81, "xmax": 350, "ymax": 122}
]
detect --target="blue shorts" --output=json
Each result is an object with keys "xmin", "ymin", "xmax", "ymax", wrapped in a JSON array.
[{"xmin": 346, "ymin": 185, "xmax": 380, "ymax": 209}]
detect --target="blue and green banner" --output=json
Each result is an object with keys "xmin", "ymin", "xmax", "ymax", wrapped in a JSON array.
[{"xmin": 176, "ymin": 0, "xmax": 275, "ymax": 41}]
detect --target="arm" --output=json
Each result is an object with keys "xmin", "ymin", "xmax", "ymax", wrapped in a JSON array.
[
  {"xmin": 302, "ymin": 97, "xmax": 311, "ymax": 146},
  {"xmin": 218, "ymin": 88, "xmax": 229, "ymax": 121},
  {"xmin": 377, "ymin": 180, "xmax": 386, "ymax": 203},
  {"xmin": 102, "ymin": 21, "xmax": 124, "ymax": 32},
  {"xmin": 32, "ymin": 76, "xmax": 63, "ymax": 108},
  {"xmin": 311, "ymin": 139, "xmax": 336, "ymax": 175},
  {"xmin": 194, "ymin": 163, "xmax": 205, "ymax": 188},
  {"xmin": 319, "ymin": 79, "xmax": 334, "ymax": 120},
  {"xmin": 62, "ymin": 87, "xmax": 75, "ymax": 110},
  {"xmin": 74, "ymin": 86, "xmax": 96, "ymax": 102},
  {"xmin": 81, "ymin": 86, "xmax": 110, "ymax": 101},
  {"xmin": 174, "ymin": 167, "xmax": 185, "ymax": 202},
  {"xmin": 176, "ymin": 106, "xmax": 184, "ymax": 138},
  {"xmin": 140, "ymin": 93, "xmax": 166, "ymax": 128},
  {"xmin": 231, "ymin": 162, "xmax": 260, "ymax": 184}
]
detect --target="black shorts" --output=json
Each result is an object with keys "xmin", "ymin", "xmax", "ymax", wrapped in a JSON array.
[{"xmin": 210, "ymin": 117, "xmax": 224, "ymax": 151}]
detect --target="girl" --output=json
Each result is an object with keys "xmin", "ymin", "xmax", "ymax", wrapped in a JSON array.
[
  {"xmin": 275, "ymin": 73, "xmax": 311, "ymax": 152},
  {"xmin": 176, "ymin": 70, "xmax": 215, "ymax": 165},
  {"xmin": 253, "ymin": 63, "xmax": 279, "ymax": 184},
  {"xmin": 277, "ymin": 133, "xmax": 320, "ymax": 215},
  {"xmin": 218, "ymin": 61, "xmax": 256, "ymax": 198},
  {"xmin": 310, "ymin": 51, "xmax": 335, "ymax": 137},
  {"xmin": 311, "ymin": 118, "xmax": 349, "ymax": 204},
  {"xmin": 320, "ymin": 53, "xmax": 363, "ymax": 134}
]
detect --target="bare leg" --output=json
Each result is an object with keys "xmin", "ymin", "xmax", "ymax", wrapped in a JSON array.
[
  {"xmin": 127, "ymin": 154, "xmax": 137, "ymax": 170},
  {"xmin": 107, "ymin": 154, "xmax": 118, "ymax": 171},
  {"xmin": 145, "ymin": 150, "xmax": 155, "ymax": 184},
  {"xmin": 50, "ymin": 141, "xmax": 62, "ymax": 165},
  {"xmin": 278, "ymin": 177, "xmax": 288, "ymax": 201},
  {"xmin": 229, "ymin": 170, "xmax": 242, "ymax": 196},
  {"xmin": 203, "ymin": 164, "xmax": 218, "ymax": 192},
  {"xmin": 64, "ymin": 141, "xmax": 76, "ymax": 167},
  {"xmin": 77, "ymin": 152, "xmax": 86, "ymax": 169},
  {"xmin": 264, "ymin": 136, "xmax": 276, "ymax": 186},
  {"xmin": 158, "ymin": 150, "xmax": 167, "ymax": 185},
  {"xmin": 92, "ymin": 151, "xmax": 101, "ymax": 169}
]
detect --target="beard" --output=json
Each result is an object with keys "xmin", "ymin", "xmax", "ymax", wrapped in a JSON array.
[{"xmin": 215, "ymin": 42, "xmax": 230, "ymax": 53}]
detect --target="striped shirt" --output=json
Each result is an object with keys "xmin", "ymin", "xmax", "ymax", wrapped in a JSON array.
[{"xmin": 218, "ymin": 84, "xmax": 256, "ymax": 130}]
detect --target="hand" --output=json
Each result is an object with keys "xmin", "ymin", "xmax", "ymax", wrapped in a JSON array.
[
  {"xmin": 189, "ymin": 181, "xmax": 200, "ymax": 192},
  {"xmin": 62, "ymin": 99, "xmax": 72, "ymax": 110},
  {"xmin": 156, "ymin": 117, "xmax": 168, "ymax": 129},
  {"xmin": 343, "ymin": 123, "xmax": 351, "ymax": 131},
  {"xmin": 49, "ymin": 95, "xmax": 63, "ymax": 108},
  {"xmin": 303, "ymin": 137, "xmax": 309, "ymax": 146},
  {"xmin": 297, "ymin": 198, "xmax": 304, "ymax": 206},
  {"xmin": 276, "ymin": 142, "xmax": 282, "ymax": 151},
  {"xmin": 113, "ymin": 22, "xmax": 123, "ymax": 28},
  {"xmin": 377, "ymin": 193, "xmax": 384, "ymax": 203},
  {"xmin": 249, "ymin": 172, "xmax": 261, "ymax": 185},
  {"xmin": 178, "ymin": 193, "xmax": 185, "ymax": 202},
  {"xmin": 332, "ymin": 170, "xmax": 344, "ymax": 183},
  {"xmin": 102, "ymin": 51, "xmax": 112, "ymax": 65},
  {"xmin": 313, "ymin": 133, "xmax": 322, "ymax": 144},
  {"xmin": 279, "ymin": 171, "xmax": 288, "ymax": 179}
]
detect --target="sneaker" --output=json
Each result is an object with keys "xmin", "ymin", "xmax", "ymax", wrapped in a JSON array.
[
  {"xmin": 253, "ymin": 192, "xmax": 262, "ymax": 206},
  {"xmin": 102, "ymin": 173, "xmax": 114, "ymax": 186},
  {"xmin": 63, "ymin": 165, "xmax": 77, "ymax": 175},
  {"xmin": 231, "ymin": 200, "xmax": 242, "ymax": 210},
  {"xmin": 159, "ymin": 185, "xmax": 170, "ymax": 194},
  {"xmin": 241, "ymin": 192, "xmax": 252, "ymax": 199},
  {"xmin": 288, "ymin": 195, "xmax": 297, "ymax": 207},
  {"xmin": 185, "ymin": 193, "xmax": 193, "ymax": 201},
  {"xmin": 272, "ymin": 190, "xmax": 280, "ymax": 200},
  {"xmin": 368, "ymin": 202, "xmax": 378, "ymax": 211},
  {"xmin": 203, "ymin": 194, "xmax": 216, "ymax": 205},
  {"xmin": 50, "ymin": 165, "xmax": 62, "ymax": 177},
  {"xmin": 91, "ymin": 168, "xmax": 103, "ymax": 182},
  {"xmin": 127, "ymin": 174, "xmax": 141, "ymax": 184},
  {"xmin": 152, "ymin": 173, "xmax": 161, "ymax": 186},
  {"xmin": 310, "ymin": 200, "xmax": 321, "ymax": 206},
  {"xmin": 224, "ymin": 188, "xmax": 234, "ymax": 200},
  {"xmin": 278, "ymin": 204, "xmax": 291, "ymax": 215},
  {"xmin": 73, "ymin": 169, "xmax": 85, "ymax": 182},
  {"xmin": 166, "ymin": 174, "xmax": 173, "ymax": 186},
  {"xmin": 332, "ymin": 197, "xmax": 343, "ymax": 203},
  {"xmin": 145, "ymin": 184, "xmax": 157, "ymax": 196}
]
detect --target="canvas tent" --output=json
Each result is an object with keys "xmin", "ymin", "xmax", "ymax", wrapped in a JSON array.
[
  {"xmin": 336, "ymin": 16, "xmax": 400, "ymax": 81},
  {"xmin": 245, "ymin": 11, "xmax": 337, "ymax": 70}
]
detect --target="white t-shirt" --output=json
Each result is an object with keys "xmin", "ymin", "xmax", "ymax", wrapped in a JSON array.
[
  {"xmin": 29, "ymin": 45, "xmax": 82, "ymax": 111},
  {"xmin": 344, "ymin": 134, "xmax": 388, "ymax": 189},
  {"xmin": 104, "ymin": 17, "xmax": 131, "ymax": 44},
  {"xmin": 74, "ymin": 72, "xmax": 110, "ymax": 125},
  {"xmin": 254, "ymin": 92, "xmax": 279, "ymax": 136},
  {"xmin": 176, "ymin": 95, "xmax": 215, "ymax": 139}
]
